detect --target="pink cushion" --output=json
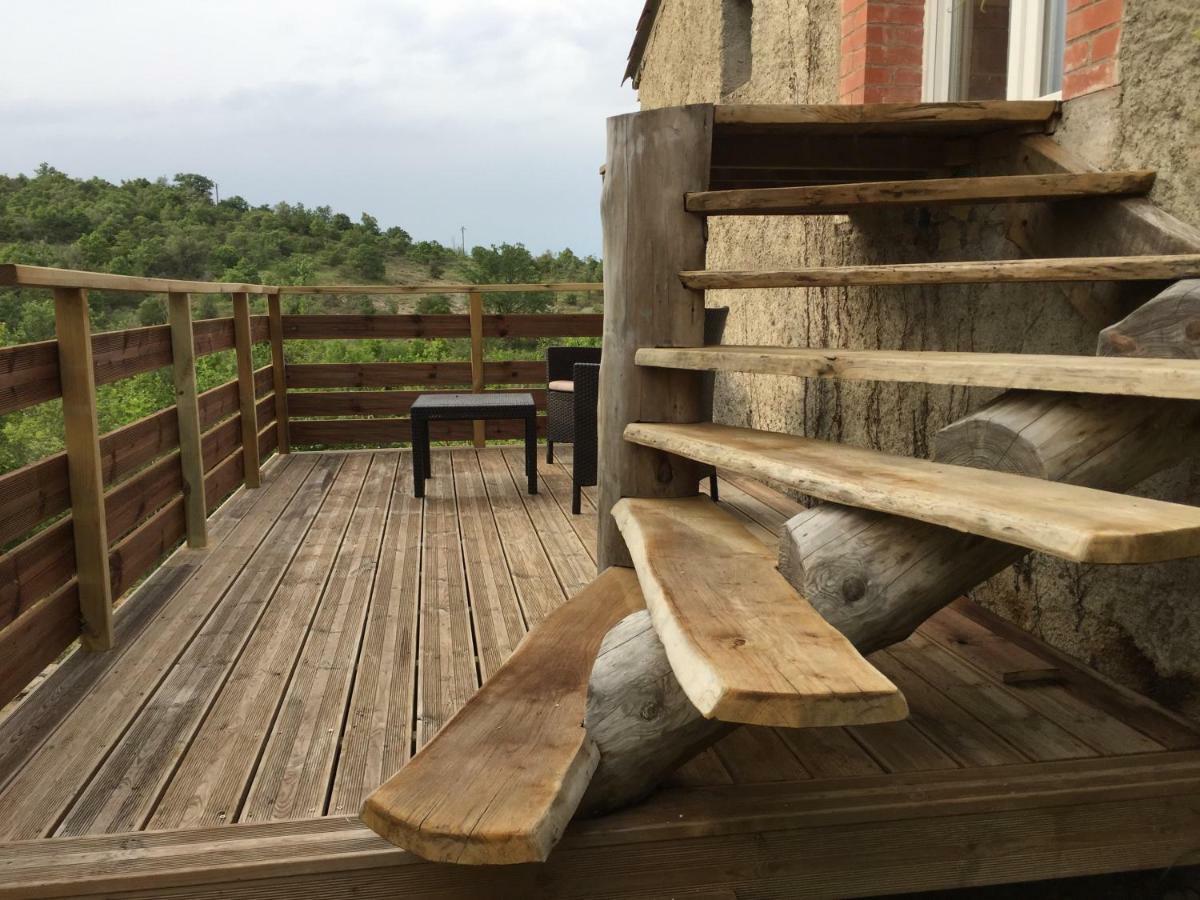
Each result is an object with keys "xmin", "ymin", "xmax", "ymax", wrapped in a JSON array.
[{"xmin": 548, "ymin": 380, "xmax": 575, "ymax": 393}]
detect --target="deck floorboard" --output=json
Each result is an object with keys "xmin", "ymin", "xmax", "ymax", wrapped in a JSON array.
[{"xmin": 0, "ymin": 447, "xmax": 1195, "ymax": 841}]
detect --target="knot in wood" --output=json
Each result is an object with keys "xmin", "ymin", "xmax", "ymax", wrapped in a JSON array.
[
  {"xmin": 654, "ymin": 455, "xmax": 673, "ymax": 484},
  {"xmin": 639, "ymin": 700, "xmax": 661, "ymax": 721},
  {"xmin": 841, "ymin": 576, "xmax": 867, "ymax": 604}
]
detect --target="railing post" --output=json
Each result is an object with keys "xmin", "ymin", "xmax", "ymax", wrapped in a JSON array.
[
  {"xmin": 468, "ymin": 290, "xmax": 486, "ymax": 449},
  {"xmin": 167, "ymin": 292, "xmax": 208, "ymax": 548},
  {"xmin": 232, "ymin": 292, "xmax": 261, "ymax": 487},
  {"xmin": 267, "ymin": 291, "xmax": 290, "ymax": 453},
  {"xmin": 54, "ymin": 287, "xmax": 114, "ymax": 651}
]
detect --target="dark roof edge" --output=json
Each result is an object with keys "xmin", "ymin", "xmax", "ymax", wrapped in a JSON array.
[{"xmin": 623, "ymin": 0, "xmax": 663, "ymax": 88}]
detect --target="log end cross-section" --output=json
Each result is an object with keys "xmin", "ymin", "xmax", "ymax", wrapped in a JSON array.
[{"xmin": 612, "ymin": 495, "xmax": 908, "ymax": 729}]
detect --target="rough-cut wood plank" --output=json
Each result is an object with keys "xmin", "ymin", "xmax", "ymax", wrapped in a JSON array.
[
  {"xmin": 0, "ymin": 581, "xmax": 79, "ymax": 710},
  {"xmin": 327, "ymin": 454, "xmax": 423, "ymax": 816},
  {"xmin": 168, "ymin": 293, "xmax": 208, "ymax": 549},
  {"xmin": 495, "ymin": 447, "xmax": 596, "ymax": 603},
  {"xmin": 449, "ymin": 452, "xmax": 528, "ymax": 679},
  {"xmin": 286, "ymin": 360, "xmax": 544, "ymax": 389},
  {"xmin": 415, "ymin": 455, "xmax": 475, "ymax": 749},
  {"xmin": 596, "ymin": 104, "xmax": 713, "ymax": 569},
  {"xmin": 146, "ymin": 457, "xmax": 368, "ymax": 830},
  {"xmin": 713, "ymin": 100, "xmax": 1059, "ymax": 133},
  {"xmin": 681, "ymin": 255, "xmax": 1200, "ymax": 290},
  {"xmin": 0, "ymin": 264, "xmax": 275, "ymax": 294},
  {"xmin": 277, "ymin": 281, "xmax": 602, "ymax": 295},
  {"xmin": 57, "ymin": 457, "xmax": 348, "ymax": 836},
  {"xmin": 0, "ymin": 457, "xmax": 316, "ymax": 841},
  {"xmin": 637, "ymin": 345, "xmax": 1200, "ymax": 400},
  {"xmin": 280, "ymin": 313, "xmax": 602, "ymax": 340},
  {"xmin": 286, "ymin": 389, "xmax": 547, "ymax": 418},
  {"xmin": 613, "ymin": 496, "xmax": 906, "ymax": 728},
  {"xmin": 54, "ymin": 287, "xmax": 111, "ymax": 651},
  {"xmin": 231, "ymin": 293, "xmax": 260, "ymax": 488},
  {"xmin": 362, "ymin": 566, "xmax": 644, "ymax": 865},
  {"xmin": 625, "ymin": 422, "xmax": 1200, "ymax": 564},
  {"xmin": 685, "ymin": 171, "xmax": 1155, "ymax": 215},
  {"xmin": 241, "ymin": 455, "xmax": 390, "ymax": 824},
  {"xmin": 287, "ymin": 416, "xmax": 545, "ymax": 446}
]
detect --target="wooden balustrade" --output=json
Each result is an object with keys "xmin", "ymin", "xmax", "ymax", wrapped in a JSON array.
[{"xmin": 0, "ymin": 263, "xmax": 601, "ymax": 706}]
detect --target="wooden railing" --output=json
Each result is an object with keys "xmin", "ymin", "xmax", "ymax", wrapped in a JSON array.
[{"xmin": 0, "ymin": 264, "xmax": 601, "ymax": 708}]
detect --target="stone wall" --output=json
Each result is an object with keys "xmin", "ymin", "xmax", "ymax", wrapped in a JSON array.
[{"xmin": 633, "ymin": 0, "xmax": 1200, "ymax": 716}]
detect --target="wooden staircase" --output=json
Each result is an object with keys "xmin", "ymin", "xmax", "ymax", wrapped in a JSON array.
[{"xmin": 361, "ymin": 100, "xmax": 1200, "ymax": 868}]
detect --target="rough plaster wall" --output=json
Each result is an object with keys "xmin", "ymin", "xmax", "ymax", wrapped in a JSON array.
[{"xmin": 634, "ymin": 0, "xmax": 1200, "ymax": 716}]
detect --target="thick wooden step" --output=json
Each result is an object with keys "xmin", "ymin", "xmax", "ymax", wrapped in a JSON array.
[
  {"xmin": 634, "ymin": 346, "xmax": 1200, "ymax": 400},
  {"xmin": 714, "ymin": 100, "xmax": 1059, "ymax": 135},
  {"xmin": 680, "ymin": 255, "xmax": 1200, "ymax": 290},
  {"xmin": 612, "ymin": 496, "xmax": 907, "ymax": 728},
  {"xmin": 623, "ymin": 422, "xmax": 1200, "ymax": 564},
  {"xmin": 361, "ymin": 567, "xmax": 644, "ymax": 865},
  {"xmin": 684, "ymin": 171, "xmax": 1155, "ymax": 216}
]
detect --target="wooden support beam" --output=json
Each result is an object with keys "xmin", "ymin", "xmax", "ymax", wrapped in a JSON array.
[
  {"xmin": 635, "ymin": 345, "xmax": 1200, "ymax": 400},
  {"xmin": 167, "ymin": 292, "xmax": 207, "ymax": 548},
  {"xmin": 713, "ymin": 100, "xmax": 1060, "ymax": 133},
  {"xmin": 53, "ymin": 287, "xmax": 113, "ymax": 651},
  {"xmin": 267, "ymin": 292, "xmax": 290, "ymax": 453},
  {"xmin": 680, "ymin": 255, "xmax": 1200, "ymax": 290},
  {"xmin": 612, "ymin": 496, "xmax": 906, "ymax": 727},
  {"xmin": 624, "ymin": 421, "xmax": 1200, "ymax": 564},
  {"xmin": 596, "ymin": 104, "xmax": 713, "ymax": 569},
  {"xmin": 232, "ymin": 292, "xmax": 261, "ymax": 488},
  {"xmin": 685, "ymin": 171, "xmax": 1156, "ymax": 216},
  {"xmin": 469, "ymin": 290, "xmax": 485, "ymax": 449}
]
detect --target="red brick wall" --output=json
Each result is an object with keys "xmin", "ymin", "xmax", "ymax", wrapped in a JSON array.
[
  {"xmin": 839, "ymin": 0, "xmax": 925, "ymax": 104},
  {"xmin": 1063, "ymin": 0, "xmax": 1123, "ymax": 98}
]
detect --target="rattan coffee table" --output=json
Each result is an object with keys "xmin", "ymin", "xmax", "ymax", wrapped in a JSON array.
[{"xmin": 410, "ymin": 392, "xmax": 538, "ymax": 498}]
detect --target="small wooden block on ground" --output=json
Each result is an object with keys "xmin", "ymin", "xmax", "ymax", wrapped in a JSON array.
[
  {"xmin": 361, "ymin": 566, "xmax": 644, "ymax": 865},
  {"xmin": 624, "ymin": 422, "xmax": 1200, "ymax": 564},
  {"xmin": 612, "ymin": 495, "xmax": 907, "ymax": 728}
]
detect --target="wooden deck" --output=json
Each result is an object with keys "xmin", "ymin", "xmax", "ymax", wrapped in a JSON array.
[{"xmin": 2, "ymin": 446, "xmax": 1200, "ymax": 897}]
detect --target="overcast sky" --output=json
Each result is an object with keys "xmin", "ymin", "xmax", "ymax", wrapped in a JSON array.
[{"xmin": 0, "ymin": 0, "xmax": 646, "ymax": 256}]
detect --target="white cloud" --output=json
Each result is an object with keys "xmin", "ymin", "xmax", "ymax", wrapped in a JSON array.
[{"xmin": 0, "ymin": 0, "xmax": 645, "ymax": 254}]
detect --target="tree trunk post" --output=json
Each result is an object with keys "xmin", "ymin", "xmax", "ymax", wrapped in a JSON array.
[{"xmin": 596, "ymin": 105, "xmax": 714, "ymax": 570}]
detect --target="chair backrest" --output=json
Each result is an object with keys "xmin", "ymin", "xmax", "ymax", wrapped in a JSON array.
[
  {"xmin": 700, "ymin": 306, "xmax": 729, "ymax": 424},
  {"xmin": 546, "ymin": 345, "xmax": 603, "ymax": 383}
]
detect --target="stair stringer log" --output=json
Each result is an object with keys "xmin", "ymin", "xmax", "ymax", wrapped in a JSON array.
[{"xmin": 579, "ymin": 280, "xmax": 1200, "ymax": 817}]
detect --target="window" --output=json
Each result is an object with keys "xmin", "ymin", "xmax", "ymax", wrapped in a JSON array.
[
  {"xmin": 923, "ymin": 0, "xmax": 1066, "ymax": 101},
  {"xmin": 721, "ymin": 0, "xmax": 753, "ymax": 96}
]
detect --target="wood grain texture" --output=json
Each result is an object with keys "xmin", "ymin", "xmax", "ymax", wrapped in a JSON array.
[
  {"xmin": 231, "ymin": 293, "xmax": 261, "ymax": 488},
  {"xmin": 285, "ymin": 360, "xmax": 543, "ymax": 388},
  {"xmin": 266, "ymin": 293, "xmax": 290, "ymax": 453},
  {"xmin": 596, "ymin": 104, "xmax": 713, "ymax": 568},
  {"xmin": 361, "ymin": 566, "xmax": 643, "ymax": 865},
  {"xmin": 1098, "ymin": 279, "xmax": 1200, "ymax": 359},
  {"xmin": 625, "ymin": 422, "xmax": 1200, "ymax": 564},
  {"xmin": 713, "ymin": 100, "xmax": 1059, "ymax": 133},
  {"xmin": 277, "ymin": 282, "xmax": 602, "ymax": 295},
  {"xmin": 281, "ymin": 313, "xmax": 602, "ymax": 340},
  {"xmin": 53, "ymin": 288, "xmax": 112, "ymax": 651},
  {"xmin": 681, "ymin": 255, "xmax": 1200, "ymax": 290},
  {"xmin": 685, "ymin": 171, "xmax": 1155, "ymax": 215},
  {"xmin": 613, "ymin": 496, "xmax": 905, "ymax": 728},
  {"xmin": 0, "ymin": 264, "xmax": 275, "ymax": 294},
  {"xmin": 636, "ymin": 345, "xmax": 1200, "ymax": 399},
  {"xmin": 167, "ymin": 293, "xmax": 208, "ymax": 549}
]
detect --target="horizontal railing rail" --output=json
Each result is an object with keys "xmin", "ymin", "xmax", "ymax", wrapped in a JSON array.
[{"xmin": 0, "ymin": 264, "xmax": 603, "ymax": 708}]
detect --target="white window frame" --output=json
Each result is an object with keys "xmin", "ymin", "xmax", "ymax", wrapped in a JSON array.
[{"xmin": 923, "ymin": 0, "xmax": 1063, "ymax": 102}]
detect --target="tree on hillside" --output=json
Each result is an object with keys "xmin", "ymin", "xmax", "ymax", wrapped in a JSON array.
[{"xmin": 466, "ymin": 243, "xmax": 550, "ymax": 314}]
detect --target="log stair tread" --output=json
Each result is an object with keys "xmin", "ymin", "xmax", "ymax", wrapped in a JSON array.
[
  {"xmin": 684, "ymin": 171, "xmax": 1155, "ymax": 216},
  {"xmin": 623, "ymin": 422, "xmax": 1200, "ymax": 564},
  {"xmin": 360, "ymin": 566, "xmax": 644, "ymax": 865},
  {"xmin": 679, "ymin": 255, "xmax": 1200, "ymax": 290},
  {"xmin": 634, "ymin": 345, "xmax": 1200, "ymax": 400},
  {"xmin": 612, "ymin": 495, "xmax": 908, "ymax": 728}
]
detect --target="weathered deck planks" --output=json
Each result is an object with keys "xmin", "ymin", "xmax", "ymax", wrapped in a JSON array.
[{"xmin": 0, "ymin": 447, "xmax": 1196, "ymax": 847}]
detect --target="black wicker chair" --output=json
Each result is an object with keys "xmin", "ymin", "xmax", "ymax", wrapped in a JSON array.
[
  {"xmin": 545, "ymin": 346, "xmax": 602, "ymax": 464},
  {"xmin": 565, "ymin": 307, "xmax": 729, "ymax": 515}
]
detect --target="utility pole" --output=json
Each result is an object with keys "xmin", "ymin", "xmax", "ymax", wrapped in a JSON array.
[{"xmin": 460, "ymin": 225, "xmax": 467, "ymax": 255}]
